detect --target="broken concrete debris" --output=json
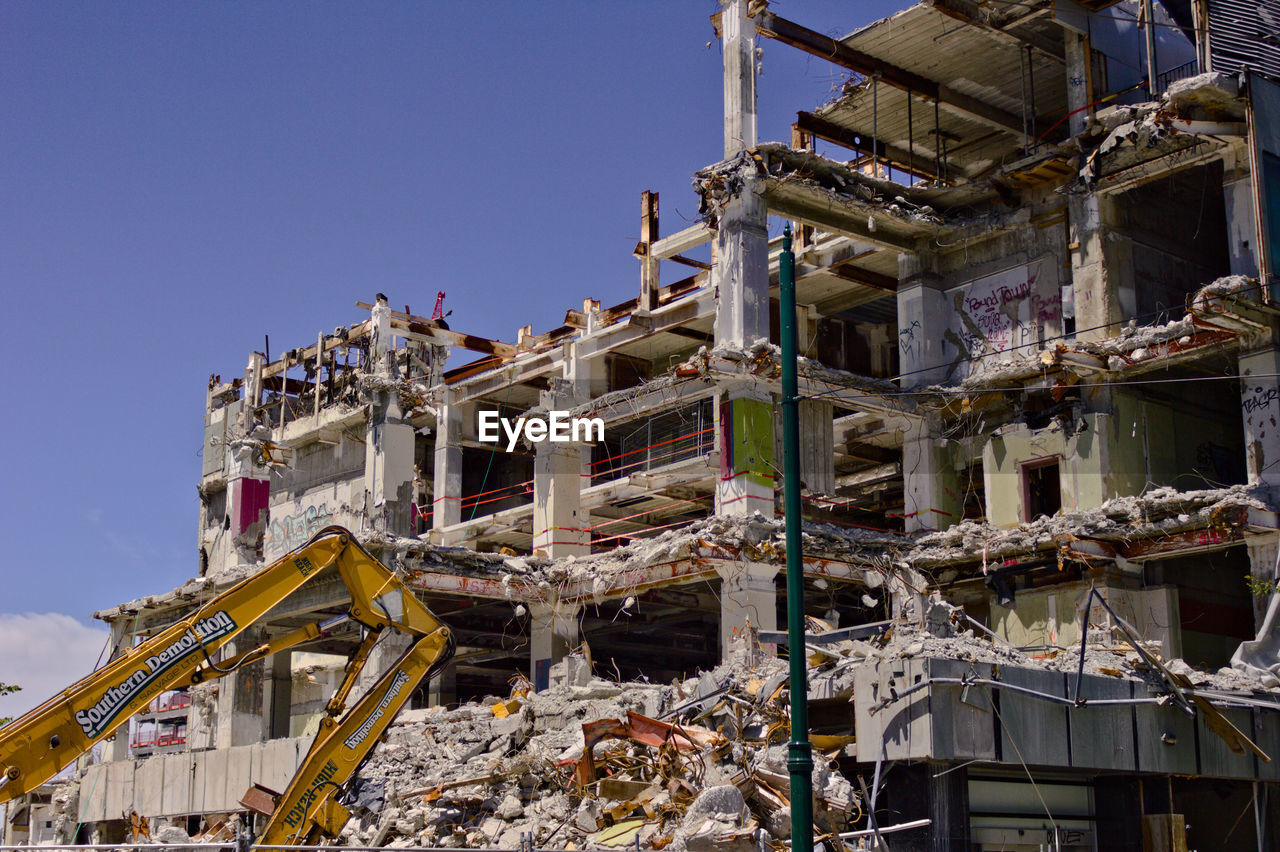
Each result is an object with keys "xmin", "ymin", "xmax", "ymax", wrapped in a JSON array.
[
  {"xmin": 344, "ymin": 640, "xmax": 858, "ymax": 851},
  {"xmin": 320, "ymin": 600, "xmax": 1277, "ymax": 851}
]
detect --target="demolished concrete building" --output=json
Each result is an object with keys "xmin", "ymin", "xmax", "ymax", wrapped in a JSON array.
[{"xmin": 31, "ymin": 0, "xmax": 1280, "ymax": 849}]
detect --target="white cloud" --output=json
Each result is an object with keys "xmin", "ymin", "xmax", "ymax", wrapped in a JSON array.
[{"xmin": 0, "ymin": 613, "xmax": 110, "ymax": 724}]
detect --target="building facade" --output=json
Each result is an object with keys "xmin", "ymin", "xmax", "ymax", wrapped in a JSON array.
[{"xmin": 37, "ymin": 1, "xmax": 1280, "ymax": 849}]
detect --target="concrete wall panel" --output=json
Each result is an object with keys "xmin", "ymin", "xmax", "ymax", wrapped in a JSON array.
[
  {"xmin": 1196, "ymin": 707, "xmax": 1256, "ymax": 779},
  {"xmin": 994, "ymin": 667, "xmax": 1070, "ymax": 767},
  {"xmin": 133, "ymin": 756, "xmax": 165, "ymax": 817},
  {"xmin": 161, "ymin": 752, "xmax": 194, "ymax": 816},
  {"xmin": 1135, "ymin": 701, "xmax": 1198, "ymax": 774},
  {"xmin": 1069, "ymin": 676, "xmax": 1137, "ymax": 771}
]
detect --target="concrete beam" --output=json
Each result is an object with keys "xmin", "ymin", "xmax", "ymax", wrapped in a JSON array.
[
  {"xmin": 762, "ymin": 180, "xmax": 925, "ymax": 253},
  {"xmin": 651, "ymin": 223, "xmax": 714, "ymax": 260}
]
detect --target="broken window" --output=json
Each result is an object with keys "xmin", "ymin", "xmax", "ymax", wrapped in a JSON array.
[
  {"xmin": 593, "ymin": 400, "xmax": 714, "ymax": 484},
  {"xmin": 1021, "ymin": 457, "xmax": 1061, "ymax": 521},
  {"xmin": 961, "ymin": 461, "xmax": 985, "ymax": 522}
]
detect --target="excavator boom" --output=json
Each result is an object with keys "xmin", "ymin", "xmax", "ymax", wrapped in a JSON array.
[
  {"xmin": 258, "ymin": 631, "xmax": 449, "ymax": 846},
  {"xmin": 0, "ymin": 526, "xmax": 453, "ymax": 824}
]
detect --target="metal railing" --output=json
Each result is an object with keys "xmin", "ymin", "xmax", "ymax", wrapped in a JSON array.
[{"xmin": 1156, "ymin": 59, "xmax": 1199, "ymax": 93}]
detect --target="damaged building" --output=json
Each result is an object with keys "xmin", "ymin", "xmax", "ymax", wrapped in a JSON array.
[{"xmin": 24, "ymin": 0, "xmax": 1280, "ymax": 849}]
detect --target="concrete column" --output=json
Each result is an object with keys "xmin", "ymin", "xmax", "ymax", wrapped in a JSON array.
[
  {"xmin": 362, "ymin": 296, "xmax": 415, "ymax": 536},
  {"xmin": 715, "ymin": 384, "xmax": 776, "ymax": 518},
  {"xmin": 427, "ymin": 662, "xmax": 457, "ymax": 709},
  {"xmin": 902, "ymin": 418, "xmax": 962, "ymax": 533},
  {"xmin": 364, "ymin": 392, "xmax": 414, "ymax": 536},
  {"xmin": 529, "ymin": 601, "xmax": 580, "ymax": 691},
  {"xmin": 1069, "ymin": 193, "xmax": 1129, "ymax": 342},
  {"xmin": 105, "ymin": 620, "xmax": 133, "ymax": 762},
  {"xmin": 1241, "ymin": 346, "xmax": 1280, "ymax": 493},
  {"xmin": 533, "ymin": 380, "xmax": 591, "ymax": 558},
  {"xmin": 712, "ymin": 183, "xmax": 770, "ymax": 349},
  {"xmin": 895, "ymin": 253, "xmax": 954, "ymax": 386},
  {"xmin": 566, "ymin": 338, "xmax": 604, "ymax": 403},
  {"xmin": 263, "ymin": 650, "xmax": 292, "ymax": 740},
  {"xmin": 1224, "ymin": 155, "xmax": 1261, "ymax": 277},
  {"xmin": 1246, "ymin": 533, "xmax": 1280, "ymax": 630},
  {"xmin": 224, "ymin": 444, "xmax": 269, "ymax": 536},
  {"xmin": 214, "ymin": 627, "xmax": 267, "ymax": 749},
  {"xmin": 205, "ymin": 353, "xmax": 270, "ymax": 575},
  {"xmin": 1064, "ymin": 33, "xmax": 1091, "ymax": 137},
  {"xmin": 567, "ymin": 339, "xmax": 606, "ymax": 486},
  {"xmin": 720, "ymin": 0, "xmax": 758, "ymax": 158},
  {"xmin": 716, "ymin": 561, "xmax": 778, "ymax": 659},
  {"xmin": 711, "ymin": 0, "xmax": 768, "ymax": 396},
  {"xmin": 532, "ymin": 441, "xmax": 588, "ymax": 558},
  {"xmin": 432, "ymin": 390, "xmax": 464, "ymax": 532}
]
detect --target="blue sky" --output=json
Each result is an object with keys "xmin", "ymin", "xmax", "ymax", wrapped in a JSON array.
[{"xmin": 0, "ymin": 0, "xmax": 902, "ymax": 713}]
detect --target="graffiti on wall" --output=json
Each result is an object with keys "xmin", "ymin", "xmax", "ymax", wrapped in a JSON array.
[
  {"xmin": 950, "ymin": 258, "xmax": 1059, "ymax": 361},
  {"xmin": 264, "ymin": 503, "xmax": 335, "ymax": 557}
]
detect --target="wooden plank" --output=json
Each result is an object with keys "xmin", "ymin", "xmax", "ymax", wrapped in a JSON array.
[{"xmin": 668, "ymin": 254, "xmax": 711, "ymax": 271}]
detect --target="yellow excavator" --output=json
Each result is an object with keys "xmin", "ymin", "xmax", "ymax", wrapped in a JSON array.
[{"xmin": 0, "ymin": 526, "xmax": 455, "ymax": 847}]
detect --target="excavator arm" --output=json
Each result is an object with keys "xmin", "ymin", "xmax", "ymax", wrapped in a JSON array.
[
  {"xmin": 256, "ymin": 631, "xmax": 448, "ymax": 846},
  {"xmin": 0, "ymin": 526, "xmax": 453, "ymax": 815}
]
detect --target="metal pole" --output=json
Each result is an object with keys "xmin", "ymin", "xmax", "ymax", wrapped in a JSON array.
[
  {"xmin": 907, "ymin": 90, "xmax": 914, "ymax": 184},
  {"xmin": 872, "ymin": 76, "xmax": 879, "ymax": 176},
  {"xmin": 934, "ymin": 97, "xmax": 941, "ymax": 181},
  {"xmin": 1142, "ymin": 0, "xmax": 1160, "ymax": 96},
  {"xmin": 1073, "ymin": 586, "xmax": 1094, "ymax": 703},
  {"xmin": 1027, "ymin": 45, "xmax": 1037, "ymax": 149},
  {"xmin": 780, "ymin": 225, "xmax": 813, "ymax": 852}
]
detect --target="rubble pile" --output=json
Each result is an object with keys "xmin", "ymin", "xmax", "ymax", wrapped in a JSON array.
[
  {"xmin": 340, "ymin": 593, "xmax": 1280, "ymax": 851},
  {"xmin": 345, "ymin": 647, "xmax": 858, "ymax": 851},
  {"xmin": 910, "ymin": 484, "xmax": 1273, "ymax": 569}
]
